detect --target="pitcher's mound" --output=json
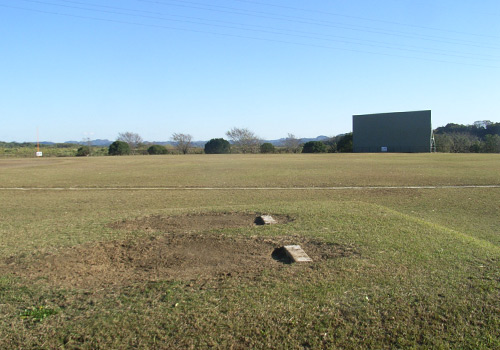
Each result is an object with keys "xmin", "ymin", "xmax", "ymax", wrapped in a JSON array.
[
  {"xmin": 108, "ymin": 212, "xmax": 292, "ymax": 232},
  {"xmin": 2, "ymin": 213, "xmax": 357, "ymax": 290}
]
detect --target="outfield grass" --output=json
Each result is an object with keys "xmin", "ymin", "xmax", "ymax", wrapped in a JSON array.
[
  {"xmin": 0, "ymin": 154, "xmax": 499, "ymax": 349},
  {"xmin": 0, "ymin": 153, "xmax": 499, "ymax": 188}
]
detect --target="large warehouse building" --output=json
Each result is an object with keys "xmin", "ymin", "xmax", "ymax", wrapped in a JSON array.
[{"xmin": 353, "ymin": 110, "xmax": 434, "ymax": 153}]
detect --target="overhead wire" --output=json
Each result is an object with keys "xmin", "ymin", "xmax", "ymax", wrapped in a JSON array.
[
  {"xmin": 137, "ymin": 0, "xmax": 500, "ymax": 48},
  {"xmin": 15, "ymin": 0, "xmax": 500, "ymax": 51},
  {"xmin": 13, "ymin": 0, "xmax": 500, "ymax": 57},
  {"xmin": 17, "ymin": 0, "xmax": 497, "ymax": 50},
  {"xmin": 12, "ymin": 0, "xmax": 500, "ymax": 62},
  {"xmin": 230, "ymin": 0, "xmax": 500, "ymax": 40},
  {"xmin": 2, "ymin": 0, "xmax": 499, "ymax": 68}
]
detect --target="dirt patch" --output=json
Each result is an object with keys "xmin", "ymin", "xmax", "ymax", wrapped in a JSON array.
[
  {"xmin": 108, "ymin": 212, "xmax": 293, "ymax": 232},
  {"xmin": 2, "ymin": 234, "xmax": 356, "ymax": 290},
  {"xmin": 1, "ymin": 213, "xmax": 356, "ymax": 290}
]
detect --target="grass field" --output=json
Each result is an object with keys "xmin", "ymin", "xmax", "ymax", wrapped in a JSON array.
[{"xmin": 0, "ymin": 154, "xmax": 499, "ymax": 349}]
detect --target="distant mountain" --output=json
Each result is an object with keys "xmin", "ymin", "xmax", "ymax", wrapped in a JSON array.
[
  {"xmin": 65, "ymin": 139, "xmax": 113, "ymax": 146},
  {"xmin": 44, "ymin": 136, "xmax": 332, "ymax": 147},
  {"xmin": 264, "ymin": 135, "xmax": 330, "ymax": 146},
  {"xmin": 148, "ymin": 141, "xmax": 207, "ymax": 148}
]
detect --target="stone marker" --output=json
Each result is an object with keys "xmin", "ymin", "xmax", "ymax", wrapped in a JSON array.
[
  {"xmin": 255, "ymin": 215, "xmax": 277, "ymax": 225},
  {"xmin": 283, "ymin": 245, "xmax": 312, "ymax": 263}
]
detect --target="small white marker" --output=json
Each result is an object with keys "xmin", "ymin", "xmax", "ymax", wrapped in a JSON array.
[
  {"xmin": 283, "ymin": 245, "xmax": 312, "ymax": 263},
  {"xmin": 255, "ymin": 215, "xmax": 277, "ymax": 225}
]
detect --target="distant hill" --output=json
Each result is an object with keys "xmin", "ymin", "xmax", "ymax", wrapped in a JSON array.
[
  {"xmin": 65, "ymin": 139, "xmax": 113, "ymax": 146},
  {"xmin": 148, "ymin": 141, "xmax": 207, "ymax": 148},
  {"xmin": 267, "ymin": 135, "xmax": 329, "ymax": 146}
]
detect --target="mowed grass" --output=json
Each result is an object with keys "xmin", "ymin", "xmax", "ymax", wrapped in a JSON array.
[
  {"xmin": 0, "ymin": 153, "xmax": 499, "ymax": 188},
  {"xmin": 0, "ymin": 154, "xmax": 499, "ymax": 349}
]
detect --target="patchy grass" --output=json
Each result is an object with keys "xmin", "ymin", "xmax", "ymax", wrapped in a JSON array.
[
  {"xmin": 19, "ymin": 306, "xmax": 58, "ymax": 322},
  {"xmin": 0, "ymin": 154, "xmax": 499, "ymax": 349}
]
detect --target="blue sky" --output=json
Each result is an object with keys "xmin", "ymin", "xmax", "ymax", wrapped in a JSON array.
[{"xmin": 1, "ymin": 0, "xmax": 499, "ymax": 142}]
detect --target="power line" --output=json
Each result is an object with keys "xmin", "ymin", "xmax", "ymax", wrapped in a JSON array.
[
  {"xmin": 138, "ymin": 0, "xmax": 500, "ymax": 48},
  {"xmin": 231, "ymin": 0, "xmax": 500, "ymax": 40},
  {"xmin": 12, "ymin": 0, "xmax": 500, "ymax": 61},
  {"xmin": 2, "ymin": 3, "xmax": 498, "ymax": 68},
  {"xmin": 15, "ymin": 0, "xmax": 500, "ymax": 52}
]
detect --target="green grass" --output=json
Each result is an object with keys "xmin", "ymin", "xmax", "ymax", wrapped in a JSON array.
[
  {"xmin": 0, "ymin": 153, "xmax": 499, "ymax": 188},
  {"xmin": 19, "ymin": 306, "xmax": 59, "ymax": 322},
  {"xmin": 0, "ymin": 154, "xmax": 499, "ymax": 349},
  {"xmin": 0, "ymin": 146, "xmax": 109, "ymax": 158}
]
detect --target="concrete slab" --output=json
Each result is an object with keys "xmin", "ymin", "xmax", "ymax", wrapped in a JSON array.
[
  {"xmin": 255, "ymin": 215, "xmax": 277, "ymax": 225},
  {"xmin": 283, "ymin": 245, "xmax": 312, "ymax": 263}
]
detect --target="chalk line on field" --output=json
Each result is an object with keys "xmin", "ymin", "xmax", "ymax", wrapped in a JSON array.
[{"xmin": 0, "ymin": 185, "xmax": 499, "ymax": 191}]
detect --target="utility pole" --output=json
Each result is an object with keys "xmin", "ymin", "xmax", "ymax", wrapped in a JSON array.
[{"xmin": 36, "ymin": 127, "xmax": 43, "ymax": 157}]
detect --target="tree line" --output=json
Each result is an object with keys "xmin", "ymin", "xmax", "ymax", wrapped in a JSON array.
[
  {"xmin": 74, "ymin": 120, "xmax": 500, "ymax": 156},
  {"xmin": 2, "ymin": 120, "xmax": 499, "ymax": 157},
  {"xmin": 100, "ymin": 128, "xmax": 354, "ymax": 156},
  {"xmin": 434, "ymin": 120, "xmax": 500, "ymax": 153},
  {"xmin": 80, "ymin": 120, "xmax": 500, "ymax": 155}
]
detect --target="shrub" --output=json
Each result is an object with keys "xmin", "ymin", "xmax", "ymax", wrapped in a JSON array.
[
  {"xmin": 108, "ymin": 141, "xmax": 130, "ymax": 156},
  {"xmin": 75, "ymin": 146, "xmax": 90, "ymax": 157},
  {"xmin": 204, "ymin": 138, "xmax": 231, "ymax": 154},
  {"xmin": 147, "ymin": 145, "xmax": 168, "ymax": 155},
  {"xmin": 260, "ymin": 143, "xmax": 275, "ymax": 153},
  {"xmin": 302, "ymin": 141, "xmax": 327, "ymax": 153}
]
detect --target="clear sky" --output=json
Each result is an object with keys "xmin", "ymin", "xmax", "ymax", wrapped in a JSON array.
[{"xmin": 1, "ymin": 0, "xmax": 499, "ymax": 142}]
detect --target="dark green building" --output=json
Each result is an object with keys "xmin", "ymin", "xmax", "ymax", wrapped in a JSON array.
[{"xmin": 353, "ymin": 110, "xmax": 434, "ymax": 153}]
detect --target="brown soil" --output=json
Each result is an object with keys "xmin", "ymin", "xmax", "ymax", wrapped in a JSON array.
[
  {"xmin": 108, "ymin": 212, "xmax": 293, "ymax": 232},
  {"xmin": 2, "ymin": 213, "xmax": 357, "ymax": 290}
]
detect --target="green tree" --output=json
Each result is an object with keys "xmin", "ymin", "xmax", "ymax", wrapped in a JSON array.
[
  {"xmin": 483, "ymin": 134, "xmax": 500, "ymax": 153},
  {"xmin": 434, "ymin": 133, "xmax": 479, "ymax": 153},
  {"xmin": 323, "ymin": 137, "xmax": 338, "ymax": 153},
  {"xmin": 147, "ymin": 145, "xmax": 168, "ymax": 155},
  {"xmin": 204, "ymin": 138, "xmax": 231, "ymax": 154},
  {"xmin": 75, "ymin": 146, "xmax": 90, "ymax": 157},
  {"xmin": 337, "ymin": 133, "xmax": 353, "ymax": 152},
  {"xmin": 302, "ymin": 141, "xmax": 327, "ymax": 153},
  {"xmin": 433, "ymin": 121, "xmax": 500, "ymax": 153},
  {"xmin": 434, "ymin": 134, "xmax": 452, "ymax": 152},
  {"xmin": 260, "ymin": 142, "xmax": 275, "ymax": 153},
  {"xmin": 449, "ymin": 133, "xmax": 477, "ymax": 153},
  {"xmin": 108, "ymin": 140, "xmax": 130, "ymax": 156}
]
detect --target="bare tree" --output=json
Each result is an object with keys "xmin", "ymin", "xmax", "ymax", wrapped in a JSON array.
[
  {"xmin": 225, "ymin": 127, "xmax": 260, "ymax": 153},
  {"xmin": 82, "ymin": 132, "xmax": 94, "ymax": 156},
  {"xmin": 117, "ymin": 132, "xmax": 143, "ymax": 154},
  {"xmin": 473, "ymin": 120, "xmax": 492, "ymax": 129},
  {"xmin": 283, "ymin": 133, "xmax": 301, "ymax": 153},
  {"xmin": 83, "ymin": 137, "xmax": 92, "ymax": 156},
  {"xmin": 171, "ymin": 133, "xmax": 193, "ymax": 154}
]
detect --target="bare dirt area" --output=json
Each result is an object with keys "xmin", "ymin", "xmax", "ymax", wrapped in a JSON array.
[
  {"xmin": 108, "ymin": 212, "xmax": 293, "ymax": 232},
  {"xmin": 1, "ymin": 213, "xmax": 357, "ymax": 290}
]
